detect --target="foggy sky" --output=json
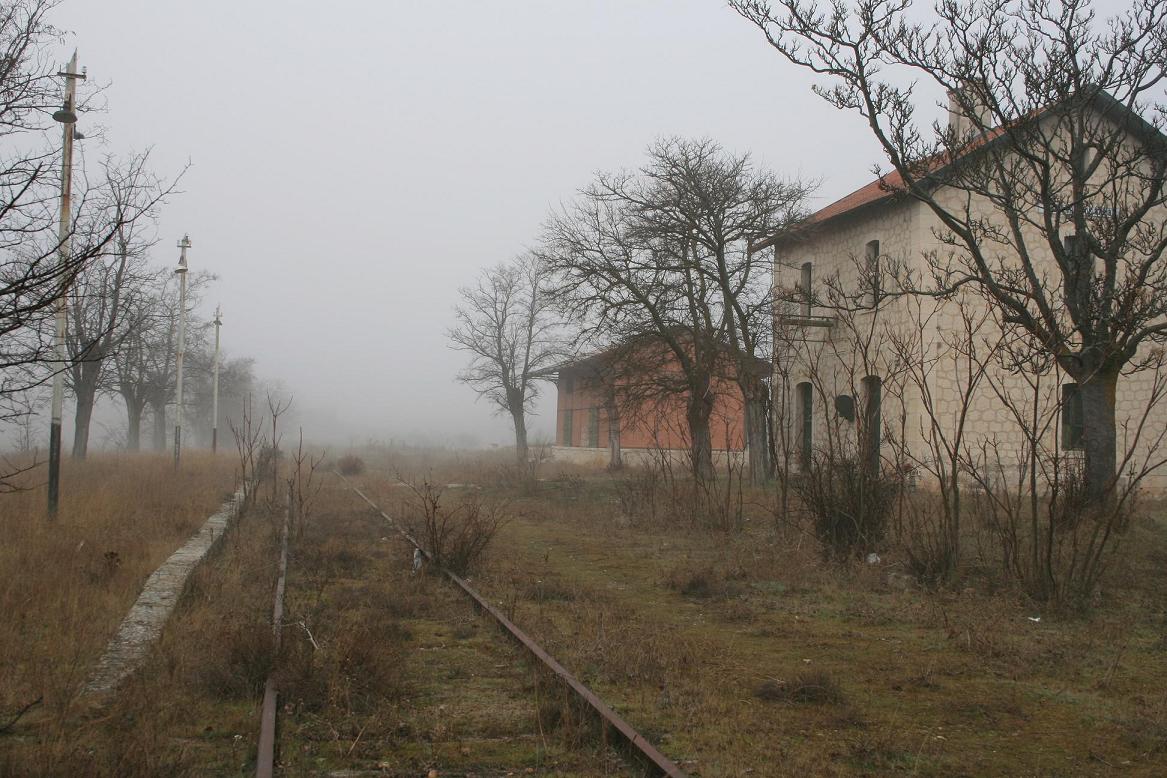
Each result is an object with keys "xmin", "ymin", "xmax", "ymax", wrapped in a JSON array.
[{"xmin": 55, "ymin": 0, "xmax": 936, "ymax": 447}]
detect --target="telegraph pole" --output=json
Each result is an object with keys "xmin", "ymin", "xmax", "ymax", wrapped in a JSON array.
[
  {"xmin": 47, "ymin": 51, "xmax": 85, "ymax": 518},
  {"xmin": 174, "ymin": 235, "xmax": 190, "ymax": 469},
  {"xmin": 211, "ymin": 304, "xmax": 222, "ymax": 454}
]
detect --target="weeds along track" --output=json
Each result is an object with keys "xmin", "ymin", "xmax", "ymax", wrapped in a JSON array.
[
  {"xmin": 256, "ymin": 486, "xmax": 290, "ymax": 778},
  {"xmin": 255, "ymin": 474, "xmax": 645, "ymax": 776},
  {"xmin": 335, "ymin": 473, "xmax": 687, "ymax": 777}
]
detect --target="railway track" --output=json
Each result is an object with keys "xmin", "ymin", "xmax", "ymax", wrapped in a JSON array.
[{"xmin": 252, "ymin": 473, "xmax": 687, "ymax": 777}]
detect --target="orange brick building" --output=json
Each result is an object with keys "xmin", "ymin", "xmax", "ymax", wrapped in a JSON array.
[{"xmin": 552, "ymin": 341, "xmax": 756, "ymax": 465}]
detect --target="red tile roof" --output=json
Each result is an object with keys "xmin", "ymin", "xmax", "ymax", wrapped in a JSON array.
[
  {"xmin": 806, "ymin": 170, "xmax": 905, "ymax": 225},
  {"xmin": 749, "ymin": 168, "xmax": 910, "ymax": 252},
  {"xmin": 751, "ymin": 88, "xmax": 1167, "ymax": 252}
]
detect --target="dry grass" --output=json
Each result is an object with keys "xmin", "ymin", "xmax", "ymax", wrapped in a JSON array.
[
  {"xmin": 755, "ymin": 671, "xmax": 845, "ymax": 705},
  {"xmin": 350, "ymin": 446, "xmax": 1167, "ymax": 776},
  {"xmin": 0, "ymin": 452, "xmax": 237, "ymax": 728},
  {"xmin": 0, "ymin": 460, "xmax": 272, "ymax": 776},
  {"xmin": 274, "ymin": 476, "xmax": 624, "ymax": 775},
  {"xmin": 6, "ymin": 445, "xmax": 1166, "ymax": 775}
]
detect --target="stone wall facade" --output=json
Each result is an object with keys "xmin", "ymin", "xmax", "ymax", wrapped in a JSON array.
[{"xmin": 773, "ymin": 187, "xmax": 1167, "ymax": 494}]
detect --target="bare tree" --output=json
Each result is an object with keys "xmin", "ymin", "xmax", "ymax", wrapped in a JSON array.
[
  {"xmin": 66, "ymin": 152, "xmax": 180, "ymax": 457},
  {"xmin": 267, "ymin": 391, "xmax": 292, "ymax": 502},
  {"xmin": 543, "ymin": 137, "xmax": 810, "ymax": 481},
  {"xmin": 628, "ymin": 138, "xmax": 812, "ymax": 483},
  {"xmin": 732, "ymin": 0, "xmax": 1167, "ymax": 502},
  {"xmin": 110, "ymin": 284, "xmax": 156, "ymax": 452},
  {"xmin": 0, "ymin": 3, "xmax": 184, "ymax": 467},
  {"xmin": 544, "ymin": 187, "xmax": 724, "ymax": 478},
  {"xmin": 448, "ymin": 253, "xmax": 568, "ymax": 466},
  {"xmin": 885, "ymin": 291, "xmax": 1001, "ymax": 580},
  {"xmin": 113, "ymin": 269, "xmax": 211, "ymax": 451}
]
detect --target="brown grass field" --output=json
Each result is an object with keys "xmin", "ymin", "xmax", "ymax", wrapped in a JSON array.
[
  {"xmin": 351, "ymin": 448, "xmax": 1167, "ymax": 777},
  {"xmin": 0, "ymin": 454, "xmax": 238, "ymax": 724},
  {"xmin": 1, "ymin": 447, "xmax": 1165, "ymax": 776}
]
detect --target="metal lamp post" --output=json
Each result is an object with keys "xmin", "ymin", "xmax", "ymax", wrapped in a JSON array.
[
  {"xmin": 47, "ymin": 51, "xmax": 85, "ymax": 518},
  {"xmin": 174, "ymin": 235, "xmax": 190, "ymax": 468},
  {"xmin": 211, "ymin": 304, "xmax": 222, "ymax": 453}
]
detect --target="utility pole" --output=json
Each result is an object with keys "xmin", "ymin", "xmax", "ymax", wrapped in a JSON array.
[
  {"xmin": 47, "ymin": 51, "xmax": 85, "ymax": 518},
  {"xmin": 174, "ymin": 235, "xmax": 190, "ymax": 469},
  {"xmin": 211, "ymin": 304, "xmax": 222, "ymax": 454}
]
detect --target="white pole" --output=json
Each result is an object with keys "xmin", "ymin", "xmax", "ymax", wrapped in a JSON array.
[
  {"xmin": 47, "ymin": 51, "xmax": 85, "ymax": 518},
  {"xmin": 174, "ymin": 235, "xmax": 190, "ymax": 468},
  {"xmin": 212, "ymin": 304, "xmax": 222, "ymax": 454}
]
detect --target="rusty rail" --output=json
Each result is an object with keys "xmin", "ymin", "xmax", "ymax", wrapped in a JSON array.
[
  {"xmin": 256, "ymin": 487, "xmax": 291, "ymax": 778},
  {"xmin": 337, "ymin": 474, "xmax": 689, "ymax": 778}
]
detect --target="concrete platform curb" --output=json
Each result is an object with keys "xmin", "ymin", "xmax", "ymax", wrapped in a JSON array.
[{"xmin": 82, "ymin": 488, "xmax": 246, "ymax": 696}]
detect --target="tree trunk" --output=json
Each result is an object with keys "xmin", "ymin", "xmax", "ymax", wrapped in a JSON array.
[
  {"xmin": 1078, "ymin": 368, "xmax": 1119, "ymax": 504},
  {"xmin": 510, "ymin": 407, "xmax": 528, "ymax": 466},
  {"xmin": 606, "ymin": 399, "xmax": 622, "ymax": 470},
  {"xmin": 152, "ymin": 402, "xmax": 167, "ymax": 451},
  {"xmin": 687, "ymin": 389, "xmax": 715, "ymax": 482},
  {"xmin": 125, "ymin": 395, "xmax": 145, "ymax": 451},
  {"xmin": 72, "ymin": 380, "xmax": 97, "ymax": 459},
  {"xmin": 741, "ymin": 376, "xmax": 773, "ymax": 485}
]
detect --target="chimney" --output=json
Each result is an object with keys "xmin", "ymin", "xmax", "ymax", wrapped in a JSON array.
[
  {"xmin": 947, "ymin": 84, "xmax": 991, "ymax": 140},
  {"xmin": 947, "ymin": 89, "xmax": 967, "ymax": 137}
]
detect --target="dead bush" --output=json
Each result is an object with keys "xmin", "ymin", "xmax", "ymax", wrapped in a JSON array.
[
  {"xmin": 796, "ymin": 455, "xmax": 900, "ymax": 560},
  {"xmin": 534, "ymin": 675, "xmax": 601, "ymax": 750},
  {"xmin": 336, "ymin": 454, "xmax": 366, "ymax": 476},
  {"xmin": 566, "ymin": 601, "xmax": 697, "ymax": 688},
  {"xmin": 191, "ymin": 618, "xmax": 274, "ymax": 699},
  {"xmin": 402, "ymin": 477, "xmax": 506, "ymax": 576},
  {"xmin": 755, "ymin": 670, "xmax": 845, "ymax": 705},
  {"xmin": 968, "ymin": 456, "xmax": 1137, "ymax": 608},
  {"xmin": 280, "ymin": 611, "xmax": 410, "ymax": 715},
  {"xmin": 614, "ymin": 449, "xmax": 745, "ymax": 532}
]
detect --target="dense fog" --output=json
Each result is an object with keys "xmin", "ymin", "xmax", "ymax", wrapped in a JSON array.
[{"xmin": 47, "ymin": 0, "xmax": 953, "ymax": 448}]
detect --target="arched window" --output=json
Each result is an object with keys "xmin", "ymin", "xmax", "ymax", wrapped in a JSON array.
[
  {"xmin": 865, "ymin": 240, "xmax": 880, "ymax": 307},
  {"xmin": 799, "ymin": 261, "xmax": 813, "ymax": 317},
  {"xmin": 1062, "ymin": 383, "xmax": 1084, "ymax": 450},
  {"xmin": 797, "ymin": 381, "xmax": 813, "ymax": 471},
  {"xmin": 861, "ymin": 375, "xmax": 882, "ymax": 471}
]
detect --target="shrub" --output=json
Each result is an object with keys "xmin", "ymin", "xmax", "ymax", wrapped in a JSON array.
[
  {"xmin": 280, "ymin": 612, "xmax": 410, "ymax": 715},
  {"xmin": 796, "ymin": 455, "xmax": 899, "ymax": 560},
  {"xmin": 336, "ymin": 454, "xmax": 365, "ymax": 476},
  {"xmin": 968, "ymin": 459, "xmax": 1135, "ymax": 607},
  {"xmin": 613, "ymin": 446, "xmax": 744, "ymax": 532},
  {"xmin": 402, "ymin": 478, "xmax": 506, "ymax": 576},
  {"xmin": 192, "ymin": 619, "xmax": 274, "ymax": 699}
]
